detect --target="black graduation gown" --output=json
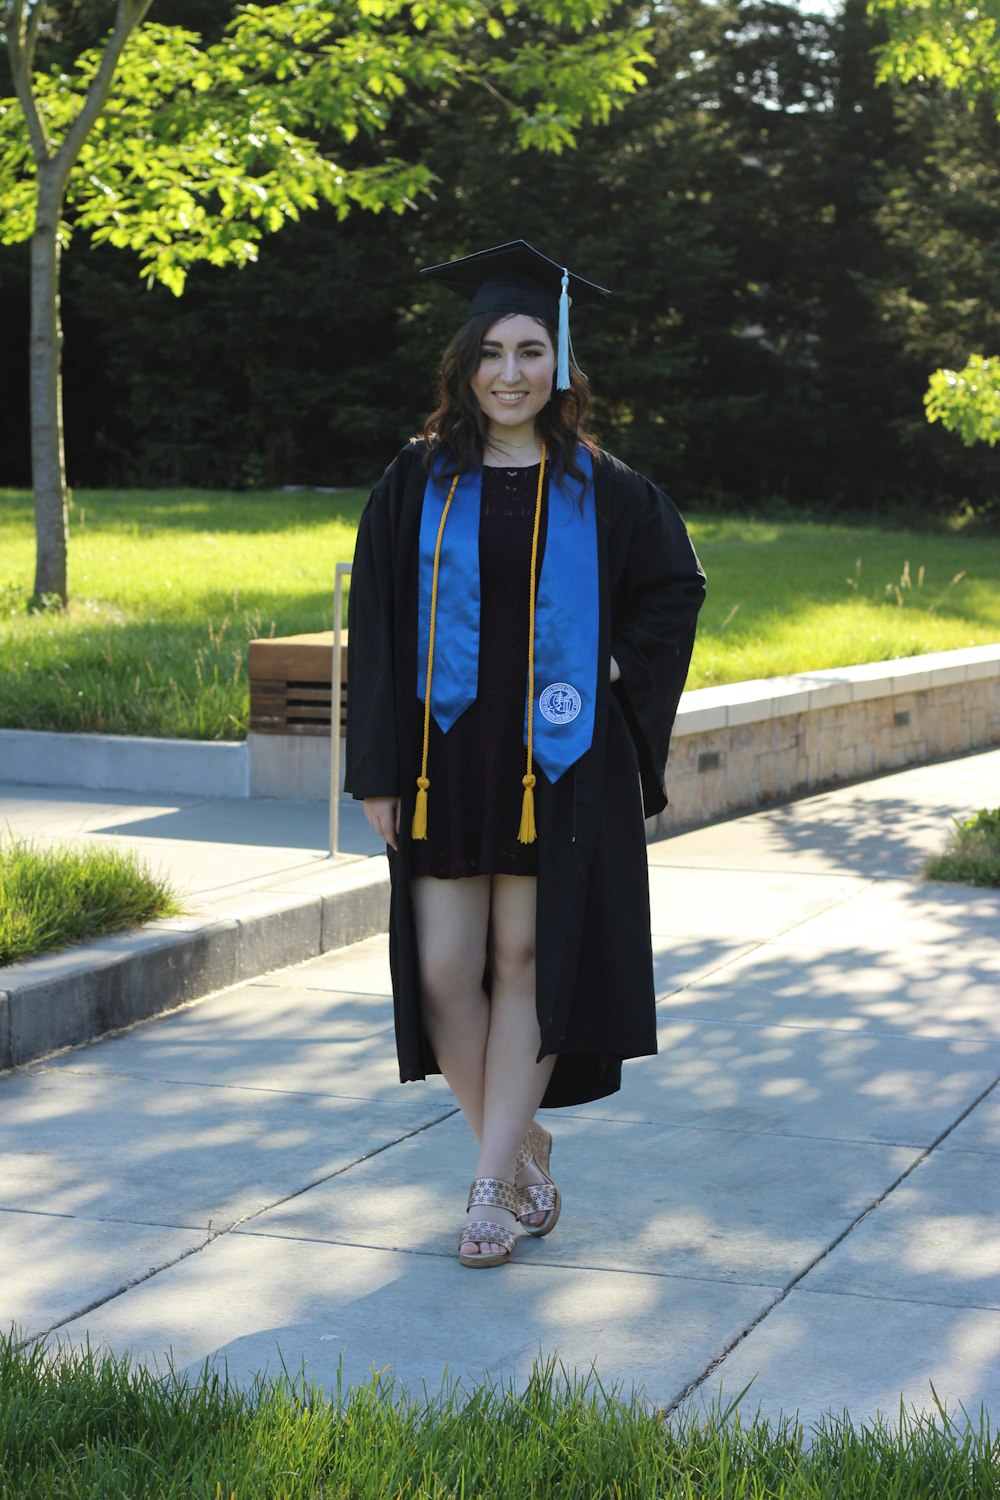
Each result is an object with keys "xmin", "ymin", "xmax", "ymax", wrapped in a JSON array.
[{"xmin": 345, "ymin": 440, "xmax": 706, "ymax": 1107}]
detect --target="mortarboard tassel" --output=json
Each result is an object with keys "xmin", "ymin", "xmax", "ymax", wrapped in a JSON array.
[
  {"xmin": 556, "ymin": 271, "xmax": 571, "ymax": 392},
  {"xmin": 518, "ymin": 444, "xmax": 547, "ymax": 844},
  {"xmin": 412, "ymin": 473, "xmax": 460, "ymax": 840}
]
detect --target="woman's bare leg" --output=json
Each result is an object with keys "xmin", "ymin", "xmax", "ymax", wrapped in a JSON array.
[
  {"xmin": 411, "ymin": 874, "xmax": 492, "ymax": 1138},
  {"xmin": 461, "ymin": 874, "xmax": 556, "ymax": 1258},
  {"xmin": 411, "ymin": 872, "xmax": 556, "ymax": 1260}
]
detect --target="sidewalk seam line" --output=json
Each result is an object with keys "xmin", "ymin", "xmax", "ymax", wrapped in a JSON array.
[
  {"xmin": 18, "ymin": 1106, "xmax": 460, "ymax": 1351},
  {"xmin": 661, "ymin": 1070, "xmax": 1000, "ymax": 1415},
  {"xmin": 25, "ymin": 1067, "xmax": 411, "ymax": 1105},
  {"xmin": 0, "ymin": 1206, "xmax": 209, "ymax": 1231},
  {"xmin": 653, "ymin": 1010, "xmax": 1000, "ymax": 1046},
  {"xmin": 773, "ymin": 1284, "xmax": 1000, "ymax": 1316},
  {"xmin": 562, "ymin": 1114, "xmax": 928, "ymax": 1149}
]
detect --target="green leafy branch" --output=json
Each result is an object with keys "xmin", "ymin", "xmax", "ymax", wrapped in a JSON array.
[
  {"xmin": 873, "ymin": 0, "xmax": 1000, "ymax": 107},
  {"xmin": 0, "ymin": 1, "xmax": 653, "ymax": 292},
  {"xmin": 925, "ymin": 354, "xmax": 1000, "ymax": 446},
  {"xmin": 871, "ymin": 0, "xmax": 1000, "ymax": 449}
]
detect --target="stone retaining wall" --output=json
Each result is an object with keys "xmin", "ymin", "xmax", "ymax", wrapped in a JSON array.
[{"xmin": 651, "ymin": 644, "xmax": 1000, "ymax": 837}]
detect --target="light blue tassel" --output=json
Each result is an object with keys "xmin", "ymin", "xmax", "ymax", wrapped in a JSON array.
[{"xmin": 556, "ymin": 268, "xmax": 571, "ymax": 390}]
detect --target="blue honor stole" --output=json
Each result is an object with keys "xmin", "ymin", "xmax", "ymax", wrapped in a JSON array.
[{"xmin": 417, "ymin": 448, "xmax": 598, "ymax": 782}]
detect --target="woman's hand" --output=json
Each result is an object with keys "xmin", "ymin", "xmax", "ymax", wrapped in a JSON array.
[
  {"xmin": 364, "ymin": 796, "xmax": 401, "ymax": 850},
  {"xmin": 609, "ymin": 655, "xmax": 621, "ymax": 683}
]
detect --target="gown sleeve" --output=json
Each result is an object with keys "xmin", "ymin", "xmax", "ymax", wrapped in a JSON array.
[
  {"xmin": 344, "ymin": 466, "xmax": 401, "ymax": 799},
  {"xmin": 608, "ymin": 462, "xmax": 706, "ymax": 817}
]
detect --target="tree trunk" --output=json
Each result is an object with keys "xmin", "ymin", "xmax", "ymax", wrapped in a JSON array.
[{"xmin": 30, "ymin": 164, "xmax": 69, "ymax": 605}]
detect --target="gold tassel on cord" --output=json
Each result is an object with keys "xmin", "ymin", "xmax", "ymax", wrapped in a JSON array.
[
  {"xmin": 518, "ymin": 773, "xmax": 537, "ymax": 844},
  {"xmin": 517, "ymin": 446, "xmax": 546, "ymax": 845},
  {"xmin": 412, "ymin": 475, "xmax": 459, "ymax": 840},
  {"xmin": 411, "ymin": 776, "xmax": 430, "ymax": 840}
]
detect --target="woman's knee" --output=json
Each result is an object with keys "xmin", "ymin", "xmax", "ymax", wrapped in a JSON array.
[
  {"xmin": 490, "ymin": 930, "xmax": 536, "ymax": 993},
  {"xmin": 419, "ymin": 948, "xmax": 486, "ymax": 1014},
  {"xmin": 489, "ymin": 876, "xmax": 537, "ymax": 992}
]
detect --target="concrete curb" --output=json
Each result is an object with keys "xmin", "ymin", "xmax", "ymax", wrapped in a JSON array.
[{"xmin": 0, "ymin": 859, "xmax": 390, "ymax": 1072}]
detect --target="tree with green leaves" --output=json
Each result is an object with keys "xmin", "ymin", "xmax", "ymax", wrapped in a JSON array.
[
  {"xmin": 28, "ymin": 0, "xmax": 1000, "ymax": 517},
  {"xmin": 872, "ymin": 0, "xmax": 1000, "ymax": 448},
  {"xmin": 0, "ymin": 0, "xmax": 650, "ymax": 604}
]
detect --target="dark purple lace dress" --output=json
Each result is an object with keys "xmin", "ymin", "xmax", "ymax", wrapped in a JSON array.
[{"xmin": 409, "ymin": 462, "xmax": 549, "ymax": 880}]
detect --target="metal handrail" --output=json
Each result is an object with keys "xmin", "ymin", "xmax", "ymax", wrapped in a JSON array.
[{"xmin": 328, "ymin": 561, "xmax": 352, "ymax": 856}]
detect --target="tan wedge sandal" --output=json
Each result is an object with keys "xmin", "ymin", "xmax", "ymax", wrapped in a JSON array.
[
  {"xmin": 458, "ymin": 1177, "xmax": 519, "ymax": 1268},
  {"xmin": 515, "ymin": 1120, "xmax": 561, "ymax": 1238}
]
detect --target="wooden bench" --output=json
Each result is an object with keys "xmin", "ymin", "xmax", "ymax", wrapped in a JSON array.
[{"xmin": 248, "ymin": 632, "xmax": 348, "ymax": 737}]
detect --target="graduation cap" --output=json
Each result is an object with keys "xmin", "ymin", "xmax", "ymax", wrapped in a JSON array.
[{"xmin": 420, "ymin": 240, "xmax": 611, "ymax": 390}]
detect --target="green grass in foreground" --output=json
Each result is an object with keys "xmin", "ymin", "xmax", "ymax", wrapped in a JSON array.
[
  {"xmin": 0, "ymin": 837, "xmax": 182, "ymax": 966},
  {"xmin": 2, "ymin": 487, "xmax": 1000, "ymax": 739},
  {"xmin": 0, "ymin": 1340, "xmax": 996, "ymax": 1500},
  {"xmin": 924, "ymin": 807, "xmax": 1000, "ymax": 887}
]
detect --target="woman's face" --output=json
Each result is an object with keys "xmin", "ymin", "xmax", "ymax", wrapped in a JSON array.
[{"xmin": 470, "ymin": 313, "xmax": 556, "ymax": 438}]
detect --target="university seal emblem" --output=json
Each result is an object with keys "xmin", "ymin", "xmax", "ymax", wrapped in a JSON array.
[{"xmin": 539, "ymin": 682, "xmax": 582, "ymax": 725}]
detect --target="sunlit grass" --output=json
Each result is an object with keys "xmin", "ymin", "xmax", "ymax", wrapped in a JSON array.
[
  {"xmin": 0, "ymin": 487, "xmax": 366, "ymax": 740},
  {"xmin": 2, "ymin": 490, "xmax": 999, "ymax": 739},
  {"xmin": 690, "ymin": 515, "xmax": 1000, "ymax": 686},
  {"xmin": 0, "ymin": 836, "xmax": 182, "ymax": 965},
  {"xmin": 0, "ymin": 1338, "xmax": 995, "ymax": 1499}
]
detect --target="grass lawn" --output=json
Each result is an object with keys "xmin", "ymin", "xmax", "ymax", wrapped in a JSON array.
[
  {"xmin": 1, "ymin": 1340, "xmax": 996, "ymax": 1499},
  {"xmin": 2, "ymin": 487, "xmax": 1000, "ymax": 740}
]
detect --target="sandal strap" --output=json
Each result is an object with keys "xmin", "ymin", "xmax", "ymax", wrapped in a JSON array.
[
  {"xmin": 460, "ymin": 1219, "xmax": 517, "ymax": 1254},
  {"xmin": 516, "ymin": 1122, "xmax": 553, "ymax": 1175},
  {"xmin": 527, "ymin": 1120, "xmax": 552, "ymax": 1165},
  {"xmin": 518, "ymin": 1182, "xmax": 558, "ymax": 1215},
  {"xmin": 467, "ymin": 1177, "xmax": 519, "ymax": 1215}
]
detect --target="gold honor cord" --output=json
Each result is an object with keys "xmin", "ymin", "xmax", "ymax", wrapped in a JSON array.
[
  {"xmin": 517, "ymin": 443, "xmax": 546, "ymax": 844},
  {"xmin": 412, "ymin": 472, "xmax": 460, "ymax": 840}
]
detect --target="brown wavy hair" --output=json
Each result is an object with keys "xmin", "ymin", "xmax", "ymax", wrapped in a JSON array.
[{"xmin": 423, "ymin": 310, "xmax": 600, "ymax": 486}]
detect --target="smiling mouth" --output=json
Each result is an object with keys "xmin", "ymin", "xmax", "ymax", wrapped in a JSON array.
[{"xmin": 493, "ymin": 391, "xmax": 528, "ymax": 402}]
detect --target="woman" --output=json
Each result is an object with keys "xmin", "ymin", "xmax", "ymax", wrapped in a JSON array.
[{"xmin": 346, "ymin": 241, "xmax": 705, "ymax": 1268}]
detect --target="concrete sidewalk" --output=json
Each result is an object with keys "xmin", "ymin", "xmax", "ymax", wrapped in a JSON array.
[
  {"xmin": 1, "ymin": 750, "xmax": 999, "ymax": 1431},
  {"xmin": 0, "ymin": 786, "xmax": 387, "ymax": 1069},
  {"xmin": 0, "ymin": 778, "xmax": 384, "ymax": 891}
]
